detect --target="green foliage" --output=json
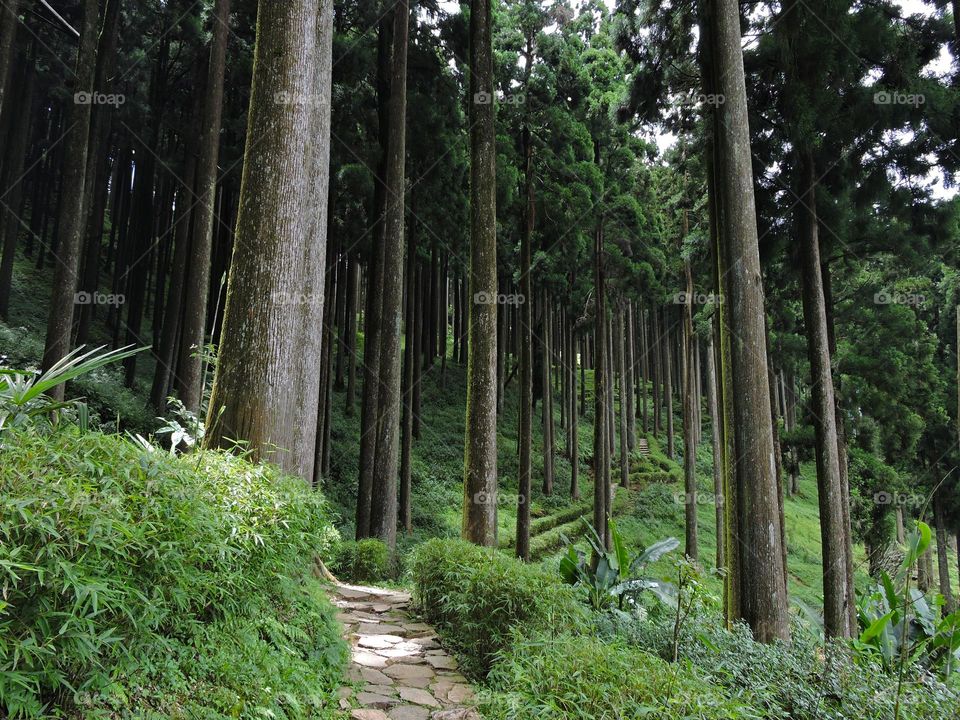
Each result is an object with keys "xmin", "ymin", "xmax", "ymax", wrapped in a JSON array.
[
  {"xmin": 856, "ymin": 521, "xmax": 960, "ymax": 676},
  {"xmin": 0, "ymin": 427, "xmax": 345, "ymax": 718},
  {"xmin": 0, "ymin": 345, "xmax": 143, "ymax": 438},
  {"xmin": 482, "ymin": 630, "xmax": 762, "ymax": 720},
  {"xmin": 409, "ymin": 538, "xmax": 584, "ymax": 678},
  {"xmin": 330, "ymin": 538, "xmax": 390, "ymax": 583},
  {"xmin": 558, "ymin": 518, "xmax": 678, "ymax": 610},
  {"xmin": 0, "ymin": 324, "xmax": 154, "ymax": 435},
  {"xmin": 607, "ymin": 610, "xmax": 959, "ymax": 720}
]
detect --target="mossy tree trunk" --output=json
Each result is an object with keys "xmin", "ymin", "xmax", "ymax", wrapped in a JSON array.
[
  {"xmin": 462, "ymin": 0, "xmax": 498, "ymax": 547},
  {"xmin": 370, "ymin": 0, "xmax": 410, "ymax": 550},
  {"xmin": 204, "ymin": 0, "xmax": 333, "ymax": 483}
]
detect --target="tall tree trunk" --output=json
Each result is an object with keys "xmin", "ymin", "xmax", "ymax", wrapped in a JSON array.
[
  {"xmin": 542, "ymin": 291, "xmax": 555, "ymax": 494},
  {"xmin": 356, "ymin": 15, "xmax": 392, "ymax": 538},
  {"xmin": 615, "ymin": 308, "xmax": 629, "ymax": 488},
  {"xmin": 570, "ymin": 325, "xmax": 580, "ymax": 499},
  {"xmin": 204, "ymin": 0, "xmax": 333, "ymax": 483},
  {"xmin": 797, "ymin": 149, "xmax": 850, "ymax": 639},
  {"xmin": 0, "ymin": 42, "xmax": 32, "ymax": 320},
  {"xmin": 178, "ymin": 0, "xmax": 231, "ymax": 412},
  {"xmin": 516, "ymin": 124, "xmax": 534, "ymax": 561},
  {"xmin": 592, "ymin": 211, "xmax": 609, "ymax": 549},
  {"xmin": 663, "ymin": 308, "xmax": 675, "ymax": 459},
  {"xmin": 682, "ymin": 250, "xmax": 698, "ymax": 561},
  {"xmin": 706, "ymin": 329, "xmax": 725, "ymax": 571},
  {"xmin": 41, "ymin": 0, "xmax": 99, "ymax": 398},
  {"xmin": 369, "ymin": 0, "xmax": 409, "ymax": 550},
  {"xmin": 344, "ymin": 252, "xmax": 360, "ymax": 415},
  {"xmin": 710, "ymin": 0, "xmax": 789, "ymax": 641},
  {"xmin": 462, "ymin": 0, "xmax": 498, "ymax": 546},
  {"xmin": 400, "ymin": 237, "xmax": 417, "ymax": 535},
  {"xmin": 0, "ymin": 0, "xmax": 20, "ymax": 121}
]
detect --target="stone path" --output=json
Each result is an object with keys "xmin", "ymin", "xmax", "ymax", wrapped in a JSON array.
[{"xmin": 330, "ymin": 582, "xmax": 481, "ymax": 720}]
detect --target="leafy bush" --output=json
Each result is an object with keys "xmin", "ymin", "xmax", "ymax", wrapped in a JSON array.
[
  {"xmin": 482, "ymin": 630, "xmax": 761, "ymax": 720},
  {"xmin": 409, "ymin": 538, "xmax": 585, "ymax": 677},
  {"xmin": 0, "ymin": 427, "xmax": 345, "ymax": 718},
  {"xmin": 605, "ymin": 610, "xmax": 960, "ymax": 720},
  {"xmin": 330, "ymin": 538, "xmax": 390, "ymax": 582}
]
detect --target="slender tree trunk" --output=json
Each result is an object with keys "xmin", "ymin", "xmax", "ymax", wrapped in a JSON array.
[
  {"xmin": 204, "ymin": 0, "xmax": 333, "ymax": 483},
  {"xmin": 0, "ymin": 45, "xmax": 32, "ymax": 320},
  {"xmin": 41, "ymin": 0, "xmax": 99, "ymax": 398},
  {"xmin": 369, "ymin": 0, "xmax": 409, "ymax": 550},
  {"xmin": 177, "ymin": 0, "xmax": 231, "ymax": 412},
  {"xmin": 516, "ymin": 124, "xmax": 534, "ymax": 561},
  {"xmin": 399, "ymin": 243, "xmax": 417, "ymax": 535},
  {"xmin": 707, "ymin": 330, "xmax": 725, "ymax": 571},
  {"xmin": 570, "ymin": 325, "xmax": 580, "ymax": 500},
  {"xmin": 615, "ymin": 309, "xmax": 629, "ymax": 488},
  {"xmin": 797, "ymin": 149, "xmax": 849, "ymax": 639},
  {"xmin": 356, "ymin": 15, "xmax": 392, "ymax": 538},
  {"xmin": 0, "ymin": 0, "xmax": 20, "ymax": 121},
  {"xmin": 682, "ymin": 250, "xmax": 698, "ymax": 561},
  {"xmin": 592, "ymin": 210, "xmax": 609, "ymax": 549},
  {"xmin": 663, "ymin": 308, "xmax": 675, "ymax": 458},
  {"xmin": 345, "ymin": 252, "xmax": 360, "ymax": 414},
  {"xmin": 542, "ymin": 291, "xmax": 555, "ymax": 494},
  {"xmin": 462, "ymin": 0, "xmax": 498, "ymax": 546}
]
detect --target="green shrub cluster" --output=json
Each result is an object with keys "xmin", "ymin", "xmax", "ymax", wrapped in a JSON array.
[
  {"xmin": 483, "ymin": 630, "xmax": 761, "ymax": 720},
  {"xmin": 409, "ymin": 538, "xmax": 585, "ymax": 677},
  {"xmin": 329, "ymin": 538, "xmax": 390, "ymax": 582},
  {"xmin": 603, "ymin": 609, "xmax": 960, "ymax": 720},
  {"xmin": 0, "ymin": 427, "xmax": 346, "ymax": 718}
]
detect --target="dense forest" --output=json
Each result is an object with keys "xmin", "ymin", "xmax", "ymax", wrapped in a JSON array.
[{"xmin": 1, "ymin": 0, "xmax": 960, "ymax": 717}]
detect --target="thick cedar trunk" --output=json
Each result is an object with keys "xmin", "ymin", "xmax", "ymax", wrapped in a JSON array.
[
  {"xmin": 204, "ymin": 0, "xmax": 333, "ymax": 483},
  {"xmin": 797, "ymin": 150, "xmax": 849, "ymax": 639},
  {"xmin": 711, "ymin": 0, "xmax": 789, "ymax": 641},
  {"xmin": 682, "ymin": 253, "xmax": 698, "ymax": 561},
  {"xmin": 41, "ymin": 0, "xmax": 99, "ymax": 399},
  {"xmin": 178, "ymin": 0, "xmax": 231, "ymax": 412},
  {"xmin": 462, "ymin": 0, "xmax": 498, "ymax": 546},
  {"xmin": 516, "ymin": 125, "xmax": 534, "ymax": 561},
  {"xmin": 370, "ymin": 0, "xmax": 409, "ymax": 550},
  {"xmin": 706, "ymin": 330, "xmax": 725, "ymax": 571}
]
